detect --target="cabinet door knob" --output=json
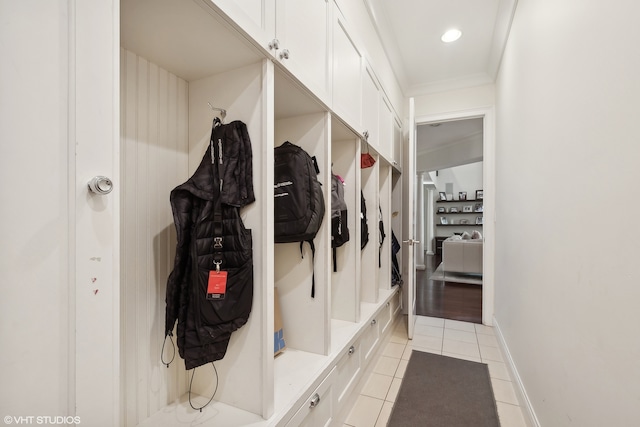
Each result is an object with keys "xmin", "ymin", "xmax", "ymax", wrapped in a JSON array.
[
  {"xmin": 279, "ymin": 49, "xmax": 290, "ymax": 60},
  {"xmin": 348, "ymin": 345, "xmax": 355, "ymax": 355},
  {"xmin": 371, "ymin": 319, "xmax": 377, "ymax": 326},
  {"xmin": 268, "ymin": 38, "xmax": 280, "ymax": 50},
  {"xmin": 309, "ymin": 393, "xmax": 320, "ymax": 408}
]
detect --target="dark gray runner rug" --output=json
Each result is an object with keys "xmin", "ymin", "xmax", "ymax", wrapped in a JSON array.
[{"xmin": 388, "ymin": 350, "xmax": 500, "ymax": 427}]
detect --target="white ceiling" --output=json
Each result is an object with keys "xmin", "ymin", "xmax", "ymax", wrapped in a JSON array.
[{"xmin": 364, "ymin": 0, "xmax": 517, "ymax": 97}]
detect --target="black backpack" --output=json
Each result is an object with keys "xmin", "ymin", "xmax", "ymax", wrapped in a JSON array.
[
  {"xmin": 361, "ymin": 191, "xmax": 369, "ymax": 250},
  {"xmin": 274, "ymin": 141, "xmax": 325, "ymax": 297},
  {"xmin": 331, "ymin": 173, "xmax": 350, "ymax": 271}
]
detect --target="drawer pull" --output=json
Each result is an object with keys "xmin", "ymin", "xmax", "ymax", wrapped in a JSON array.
[
  {"xmin": 348, "ymin": 345, "xmax": 355, "ymax": 355},
  {"xmin": 309, "ymin": 393, "xmax": 320, "ymax": 408},
  {"xmin": 371, "ymin": 319, "xmax": 377, "ymax": 325}
]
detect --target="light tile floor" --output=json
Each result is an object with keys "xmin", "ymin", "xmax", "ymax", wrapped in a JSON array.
[{"xmin": 343, "ymin": 316, "xmax": 528, "ymax": 427}]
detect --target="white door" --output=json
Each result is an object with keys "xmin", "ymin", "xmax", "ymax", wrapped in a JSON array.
[
  {"xmin": 73, "ymin": 2, "xmax": 120, "ymax": 424},
  {"xmin": 403, "ymin": 99, "xmax": 418, "ymax": 339},
  {"xmin": 0, "ymin": 2, "xmax": 119, "ymax": 424}
]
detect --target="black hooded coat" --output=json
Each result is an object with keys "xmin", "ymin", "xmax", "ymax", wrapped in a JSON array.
[{"xmin": 165, "ymin": 120, "xmax": 254, "ymax": 370}]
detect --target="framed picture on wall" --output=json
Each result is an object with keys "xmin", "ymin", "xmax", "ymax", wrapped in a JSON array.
[
  {"xmin": 439, "ymin": 191, "xmax": 447, "ymax": 201},
  {"xmin": 476, "ymin": 189, "xmax": 484, "ymax": 200},
  {"xmin": 459, "ymin": 191, "xmax": 467, "ymax": 200}
]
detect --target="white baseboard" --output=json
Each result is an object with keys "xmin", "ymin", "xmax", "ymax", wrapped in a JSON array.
[{"xmin": 493, "ymin": 317, "xmax": 541, "ymax": 427}]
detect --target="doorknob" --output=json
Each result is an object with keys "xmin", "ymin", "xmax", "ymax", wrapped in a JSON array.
[
  {"xmin": 88, "ymin": 176, "xmax": 113, "ymax": 195},
  {"xmin": 402, "ymin": 239, "xmax": 420, "ymax": 245}
]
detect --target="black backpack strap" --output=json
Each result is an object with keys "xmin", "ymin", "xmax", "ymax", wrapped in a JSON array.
[
  {"xmin": 299, "ymin": 240, "xmax": 316, "ymax": 298},
  {"xmin": 333, "ymin": 246, "xmax": 337, "ymax": 273},
  {"xmin": 211, "ymin": 126, "xmax": 225, "ymax": 269}
]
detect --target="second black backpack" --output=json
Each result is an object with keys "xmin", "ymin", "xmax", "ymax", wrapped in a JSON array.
[
  {"xmin": 274, "ymin": 141, "xmax": 325, "ymax": 297},
  {"xmin": 274, "ymin": 141, "xmax": 325, "ymax": 243},
  {"xmin": 331, "ymin": 173, "xmax": 350, "ymax": 271}
]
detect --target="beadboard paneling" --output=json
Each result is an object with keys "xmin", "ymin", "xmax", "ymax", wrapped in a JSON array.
[{"xmin": 120, "ymin": 48, "xmax": 189, "ymax": 427}]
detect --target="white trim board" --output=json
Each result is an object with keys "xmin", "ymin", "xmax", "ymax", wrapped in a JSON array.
[{"xmin": 493, "ymin": 317, "xmax": 541, "ymax": 427}]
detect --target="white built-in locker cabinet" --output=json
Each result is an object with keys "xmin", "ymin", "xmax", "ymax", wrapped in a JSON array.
[
  {"xmin": 120, "ymin": 0, "xmax": 402, "ymax": 425},
  {"xmin": 331, "ymin": 2, "xmax": 364, "ymax": 132},
  {"xmin": 205, "ymin": 0, "xmax": 332, "ymax": 107},
  {"xmin": 361, "ymin": 63, "xmax": 381, "ymax": 150}
]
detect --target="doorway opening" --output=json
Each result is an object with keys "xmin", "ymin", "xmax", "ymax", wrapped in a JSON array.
[{"xmin": 415, "ymin": 117, "xmax": 485, "ymax": 323}]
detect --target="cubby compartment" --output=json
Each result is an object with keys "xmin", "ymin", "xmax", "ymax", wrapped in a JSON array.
[
  {"xmin": 121, "ymin": 0, "xmax": 271, "ymax": 423},
  {"xmin": 378, "ymin": 163, "xmax": 393, "ymax": 290},
  {"xmin": 330, "ymin": 119, "xmax": 361, "ymax": 323},
  {"xmin": 360, "ymin": 143, "xmax": 380, "ymax": 304}
]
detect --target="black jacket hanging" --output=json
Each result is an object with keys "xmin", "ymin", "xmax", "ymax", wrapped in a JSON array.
[{"xmin": 165, "ymin": 120, "xmax": 255, "ymax": 370}]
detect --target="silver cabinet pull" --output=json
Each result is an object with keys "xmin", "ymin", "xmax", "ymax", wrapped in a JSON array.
[
  {"xmin": 371, "ymin": 319, "xmax": 377, "ymax": 325},
  {"xmin": 348, "ymin": 345, "xmax": 355, "ymax": 355},
  {"xmin": 309, "ymin": 393, "xmax": 320, "ymax": 408},
  {"xmin": 279, "ymin": 49, "xmax": 290, "ymax": 60}
]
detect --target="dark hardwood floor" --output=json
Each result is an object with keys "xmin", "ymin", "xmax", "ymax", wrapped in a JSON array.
[{"xmin": 416, "ymin": 254, "xmax": 483, "ymax": 324}]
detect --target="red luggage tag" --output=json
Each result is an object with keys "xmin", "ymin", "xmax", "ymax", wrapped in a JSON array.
[{"xmin": 207, "ymin": 270, "xmax": 228, "ymax": 300}]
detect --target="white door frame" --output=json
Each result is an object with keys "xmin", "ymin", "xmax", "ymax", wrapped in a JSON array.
[{"xmin": 414, "ymin": 107, "xmax": 495, "ymax": 326}]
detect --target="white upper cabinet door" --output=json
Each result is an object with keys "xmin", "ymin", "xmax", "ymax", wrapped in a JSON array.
[
  {"xmin": 378, "ymin": 93, "xmax": 393, "ymax": 162},
  {"xmin": 275, "ymin": 0, "xmax": 332, "ymax": 105},
  {"xmin": 393, "ymin": 115, "xmax": 402, "ymax": 170},
  {"xmin": 361, "ymin": 64, "xmax": 380, "ymax": 151},
  {"xmin": 332, "ymin": 4, "xmax": 362, "ymax": 132},
  {"xmin": 205, "ymin": 0, "xmax": 276, "ymax": 49}
]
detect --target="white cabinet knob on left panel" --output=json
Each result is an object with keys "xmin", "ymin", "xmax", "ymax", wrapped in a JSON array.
[{"xmin": 88, "ymin": 176, "xmax": 113, "ymax": 195}]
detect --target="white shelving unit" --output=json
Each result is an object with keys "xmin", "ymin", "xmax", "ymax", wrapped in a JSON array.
[{"xmin": 119, "ymin": 0, "xmax": 404, "ymax": 425}]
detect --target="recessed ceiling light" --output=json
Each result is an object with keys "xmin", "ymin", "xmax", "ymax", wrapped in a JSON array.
[{"xmin": 441, "ymin": 29, "xmax": 462, "ymax": 43}]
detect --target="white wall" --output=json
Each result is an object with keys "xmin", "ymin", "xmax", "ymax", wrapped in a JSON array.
[
  {"xmin": 0, "ymin": 1, "xmax": 71, "ymax": 417},
  {"xmin": 495, "ymin": 1, "xmax": 640, "ymax": 425},
  {"xmin": 414, "ymin": 84, "xmax": 495, "ymax": 117},
  {"xmin": 417, "ymin": 136, "xmax": 483, "ymax": 173},
  {"xmin": 434, "ymin": 162, "xmax": 483, "ymax": 200}
]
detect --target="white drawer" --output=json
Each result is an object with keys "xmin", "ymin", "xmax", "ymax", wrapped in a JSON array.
[
  {"xmin": 378, "ymin": 302, "xmax": 392, "ymax": 336},
  {"xmin": 285, "ymin": 368, "xmax": 336, "ymax": 427},
  {"xmin": 335, "ymin": 341, "xmax": 361, "ymax": 407},
  {"xmin": 360, "ymin": 316, "xmax": 380, "ymax": 363}
]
